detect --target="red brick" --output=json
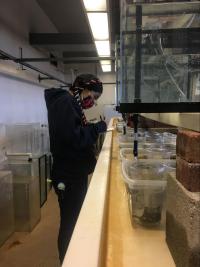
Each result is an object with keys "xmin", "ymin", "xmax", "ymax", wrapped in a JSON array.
[
  {"xmin": 177, "ymin": 130, "xmax": 200, "ymax": 163},
  {"xmin": 176, "ymin": 156, "xmax": 200, "ymax": 192}
]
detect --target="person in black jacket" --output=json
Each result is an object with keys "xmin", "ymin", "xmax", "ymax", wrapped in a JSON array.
[{"xmin": 44, "ymin": 73, "xmax": 107, "ymax": 264}]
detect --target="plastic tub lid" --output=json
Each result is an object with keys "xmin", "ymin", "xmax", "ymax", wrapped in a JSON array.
[{"xmin": 121, "ymin": 159, "xmax": 168, "ymax": 188}]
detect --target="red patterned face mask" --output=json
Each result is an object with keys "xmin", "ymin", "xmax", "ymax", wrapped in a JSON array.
[{"xmin": 81, "ymin": 96, "xmax": 94, "ymax": 109}]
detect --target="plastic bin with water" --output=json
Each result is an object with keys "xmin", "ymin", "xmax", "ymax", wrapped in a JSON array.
[{"xmin": 122, "ymin": 160, "xmax": 173, "ymax": 226}]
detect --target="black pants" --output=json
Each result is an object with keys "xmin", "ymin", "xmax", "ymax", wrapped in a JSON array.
[{"xmin": 53, "ymin": 176, "xmax": 88, "ymax": 264}]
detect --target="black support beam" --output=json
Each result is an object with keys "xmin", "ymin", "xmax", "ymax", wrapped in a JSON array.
[
  {"xmin": 119, "ymin": 102, "xmax": 200, "ymax": 113},
  {"xmin": 30, "ymin": 33, "xmax": 93, "ymax": 45}
]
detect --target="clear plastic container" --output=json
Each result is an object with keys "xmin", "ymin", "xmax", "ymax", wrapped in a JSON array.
[
  {"xmin": 146, "ymin": 146, "xmax": 176, "ymax": 160},
  {"xmin": 122, "ymin": 160, "xmax": 168, "ymax": 226},
  {"xmin": 120, "ymin": 148, "xmax": 149, "ymax": 161},
  {"xmin": 13, "ymin": 175, "xmax": 41, "ymax": 232},
  {"xmin": 116, "ymin": 121, "xmax": 126, "ymax": 132},
  {"xmin": 118, "ymin": 134, "xmax": 162, "ymax": 149},
  {"xmin": 120, "ymin": 147, "xmax": 176, "ymax": 162},
  {"xmin": 40, "ymin": 124, "xmax": 50, "ymax": 154},
  {"xmin": 0, "ymin": 143, "xmax": 7, "ymax": 169},
  {"xmin": 7, "ymin": 153, "xmax": 48, "ymax": 208},
  {"xmin": 7, "ymin": 155, "xmax": 41, "ymax": 231},
  {"xmin": 163, "ymin": 160, "xmax": 176, "ymax": 174},
  {"xmin": 162, "ymin": 132, "xmax": 177, "ymax": 145},
  {"xmin": 118, "ymin": 134, "xmax": 147, "ymax": 148},
  {"xmin": 5, "ymin": 123, "xmax": 41, "ymax": 155},
  {"xmin": 0, "ymin": 124, "xmax": 7, "ymax": 167}
]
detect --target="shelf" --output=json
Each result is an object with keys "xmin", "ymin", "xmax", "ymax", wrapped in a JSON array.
[
  {"xmin": 141, "ymin": 113, "xmax": 200, "ymax": 131},
  {"xmin": 119, "ymin": 102, "xmax": 200, "ymax": 113}
]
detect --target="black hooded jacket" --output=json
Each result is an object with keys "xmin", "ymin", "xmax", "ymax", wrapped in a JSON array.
[{"xmin": 45, "ymin": 88, "xmax": 99, "ymax": 181}]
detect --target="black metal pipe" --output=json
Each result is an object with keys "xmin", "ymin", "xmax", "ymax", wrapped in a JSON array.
[
  {"xmin": 134, "ymin": 5, "xmax": 142, "ymax": 101},
  {"xmin": 6, "ymin": 56, "xmax": 115, "ymax": 63},
  {"xmin": 0, "ymin": 49, "xmax": 70, "ymax": 86},
  {"xmin": 133, "ymin": 114, "xmax": 139, "ymax": 158}
]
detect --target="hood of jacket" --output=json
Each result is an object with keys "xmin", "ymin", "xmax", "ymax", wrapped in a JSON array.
[{"xmin": 44, "ymin": 88, "xmax": 69, "ymax": 108}]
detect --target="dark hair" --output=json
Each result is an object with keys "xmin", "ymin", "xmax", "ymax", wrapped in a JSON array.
[{"xmin": 72, "ymin": 74, "xmax": 103, "ymax": 94}]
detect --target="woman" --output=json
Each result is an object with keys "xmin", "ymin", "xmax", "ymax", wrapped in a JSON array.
[{"xmin": 44, "ymin": 73, "xmax": 107, "ymax": 264}]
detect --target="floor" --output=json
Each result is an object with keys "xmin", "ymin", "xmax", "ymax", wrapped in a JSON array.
[{"xmin": 0, "ymin": 190, "xmax": 60, "ymax": 267}]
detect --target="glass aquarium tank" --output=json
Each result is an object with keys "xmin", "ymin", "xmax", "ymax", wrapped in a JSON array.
[
  {"xmin": 119, "ymin": 0, "xmax": 200, "ymax": 108},
  {"xmin": 0, "ymin": 171, "xmax": 14, "ymax": 245}
]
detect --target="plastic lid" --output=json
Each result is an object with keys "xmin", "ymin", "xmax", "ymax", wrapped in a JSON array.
[{"xmin": 122, "ymin": 160, "xmax": 168, "ymax": 188}]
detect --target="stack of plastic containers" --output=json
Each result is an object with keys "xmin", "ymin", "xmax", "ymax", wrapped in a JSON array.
[
  {"xmin": 40, "ymin": 124, "xmax": 50, "ymax": 155},
  {"xmin": 120, "ymin": 148, "xmax": 149, "ymax": 161},
  {"xmin": 8, "ymin": 154, "xmax": 41, "ymax": 231},
  {"xmin": 5, "ymin": 123, "xmax": 43, "ymax": 231},
  {"xmin": 5, "ymin": 123, "xmax": 51, "ymax": 208},
  {"xmin": 0, "ymin": 171, "xmax": 14, "ymax": 245},
  {"xmin": 122, "ymin": 160, "xmax": 169, "ymax": 225},
  {"xmin": 119, "ymin": 125, "xmax": 177, "ymax": 226},
  {"xmin": 116, "ymin": 121, "xmax": 126, "ymax": 132},
  {"xmin": 118, "ymin": 130, "xmax": 176, "ymax": 152},
  {"xmin": 5, "ymin": 123, "xmax": 41, "ymax": 155},
  {"xmin": 0, "ymin": 124, "xmax": 14, "ymax": 245}
]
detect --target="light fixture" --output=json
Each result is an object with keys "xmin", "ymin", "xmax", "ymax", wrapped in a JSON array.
[
  {"xmin": 82, "ymin": 0, "xmax": 111, "ymax": 72},
  {"xmin": 100, "ymin": 60, "xmax": 111, "ymax": 72},
  {"xmin": 101, "ymin": 64, "xmax": 111, "ymax": 72},
  {"xmin": 95, "ymin": 41, "xmax": 110, "ymax": 57},
  {"xmin": 82, "ymin": 0, "xmax": 107, "ymax": 11},
  {"xmin": 87, "ymin": 13, "xmax": 109, "ymax": 40},
  {"xmin": 100, "ymin": 60, "xmax": 111, "ymax": 65}
]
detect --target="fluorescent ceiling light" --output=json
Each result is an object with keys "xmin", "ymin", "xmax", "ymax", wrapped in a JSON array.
[
  {"xmin": 87, "ymin": 13, "xmax": 109, "ymax": 40},
  {"xmin": 95, "ymin": 41, "xmax": 110, "ymax": 56},
  {"xmin": 82, "ymin": 0, "xmax": 107, "ymax": 11},
  {"xmin": 101, "ymin": 64, "xmax": 111, "ymax": 72},
  {"xmin": 100, "ymin": 60, "xmax": 111, "ymax": 65}
]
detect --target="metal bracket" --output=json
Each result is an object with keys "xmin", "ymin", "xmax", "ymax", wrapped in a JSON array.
[
  {"xmin": 19, "ymin": 47, "xmax": 25, "ymax": 70},
  {"xmin": 38, "ymin": 74, "xmax": 55, "ymax": 83}
]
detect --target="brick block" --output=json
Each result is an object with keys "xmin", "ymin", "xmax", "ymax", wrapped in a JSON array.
[
  {"xmin": 176, "ymin": 156, "xmax": 200, "ymax": 192},
  {"xmin": 177, "ymin": 130, "xmax": 200, "ymax": 163},
  {"xmin": 166, "ymin": 175, "xmax": 200, "ymax": 267}
]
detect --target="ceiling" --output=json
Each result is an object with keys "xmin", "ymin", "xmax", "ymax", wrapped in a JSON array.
[{"xmin": 32, "ymin": 0, "xmax": 120, "ymax": 64}]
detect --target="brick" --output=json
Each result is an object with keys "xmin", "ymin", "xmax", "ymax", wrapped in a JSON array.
[
  {"xmin": 176, "ymin": 156, "xmax": 200, "ymax": 192},
  {"xmin": 177, "ymin": 130, "xmax": 200, "ymax": 163},
  {"xmin": 166, "ymin": 175, "xmax": 200, "ymax": 267}
]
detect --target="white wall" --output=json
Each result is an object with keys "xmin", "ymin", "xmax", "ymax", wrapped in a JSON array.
[
  {"xmin": 0, "ymin": 0, "xmax": 64, "ymax": 125},
  {"xmin": 0, "ymin": 74, "xmax": 47, "ymax": 124}
]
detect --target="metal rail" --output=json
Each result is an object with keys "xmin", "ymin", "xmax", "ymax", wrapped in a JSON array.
[{"xmin": 0, "ymin": 49, "xmax": 71, "ymax": 86}]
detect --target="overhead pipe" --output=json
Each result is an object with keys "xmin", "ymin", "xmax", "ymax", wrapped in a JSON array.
[{"xmin": 0, "ymin": 49, "xmax": 71, "ymax": 86}]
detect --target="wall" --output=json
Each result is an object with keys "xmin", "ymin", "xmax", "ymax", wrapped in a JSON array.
[
  {"xmin": 0, "ymin": 0, "xmax": 66, "ymax": 125},
  {"xmin": 0, "ymin": 74, "xmax": 47, "ymax": 123}
]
